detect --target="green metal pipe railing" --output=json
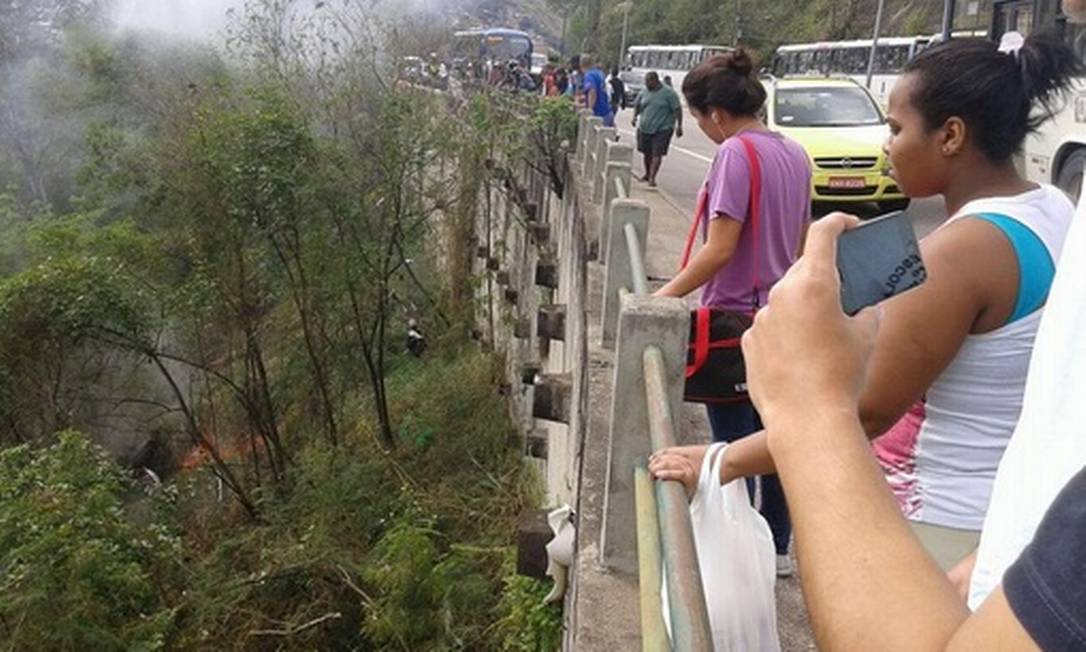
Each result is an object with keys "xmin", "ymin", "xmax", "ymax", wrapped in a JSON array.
[{"xmin": 640, "ymin": 346, "xmax": 714, "ymax": 651}]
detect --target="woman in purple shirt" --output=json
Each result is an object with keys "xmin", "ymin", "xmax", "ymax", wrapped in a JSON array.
[{"xmin": 654, "ymin": 49, "xmax": 812, "ymax": 574}]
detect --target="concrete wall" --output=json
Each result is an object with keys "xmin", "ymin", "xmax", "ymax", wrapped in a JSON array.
[{"xmin": 474, "ymin": 152, "xmax": 589, "ymax": 510}]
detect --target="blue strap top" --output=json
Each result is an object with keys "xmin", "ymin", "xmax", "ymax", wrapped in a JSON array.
[{"xmin": 974, "ymin": 212, "xmax": 1056, "ymax": 325}]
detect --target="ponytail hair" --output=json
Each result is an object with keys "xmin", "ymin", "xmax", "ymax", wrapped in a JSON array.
[
  {"xmin": 903, "ymin": 33, "xmax": 1083, "ymax": 163},
  {"xmin": 682, "ymin": 48, "xmax": 766, "ymax": 117}
]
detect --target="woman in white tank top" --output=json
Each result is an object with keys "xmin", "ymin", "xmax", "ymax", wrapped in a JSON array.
[{"xmin": 649, "ymin": 34, "xmax": 1080, "ymax": 571}]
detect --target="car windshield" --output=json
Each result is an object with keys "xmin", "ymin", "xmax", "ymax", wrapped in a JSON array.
[{"xmin": 774, "ymin": 86, "xmax": 883, "ymax": 127}]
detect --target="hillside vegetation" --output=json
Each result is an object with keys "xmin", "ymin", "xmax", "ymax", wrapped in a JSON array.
[
  {"xmin": 546, "ymin": 0, "xmax": 956, "ymax": 62},
  {"xmin": 0, "ymin": 1, "xmax": 577, "ymax": 649}
]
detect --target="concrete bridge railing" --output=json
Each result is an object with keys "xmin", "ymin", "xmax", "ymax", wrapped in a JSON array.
[
  {"xmin": 576, "ymin": 112, "xmax": 714, "ymax": 651},
  {"xmin": 483, "ymin": 106, "xmax": 711, "ymax": 651}
]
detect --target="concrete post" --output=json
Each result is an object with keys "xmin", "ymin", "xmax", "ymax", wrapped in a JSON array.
[
  {"xmin": 600, "ymin": 294, "xmax": 689, "ymax": 573},
  {"xmin": 533, "ymin": 373, "xmax": 573, "ymax": 424},
  {"xmin": 588, "ymin": 126, "xmax": 617, "ymax": 199},
  {"xmin": 597, "ymin": 162, "xmax": 633, "ymax": 264},
  {"xmin": 575, "ymin": 111, "xmax": 591, "ymax": 158},
  {"xmin": 581, "ymin": 117, "xmax": 603, "ymax": 168},
  {"xmin": 537, "ymin": 304, "xmax": 567, "ymax": 341},
  {"xmin": 594, "ymin": 141, "xmax": 633, "ymax": 205},
  {"xmin": 601, "ymin": 199, "xmax": 650, "ymax": 349}
]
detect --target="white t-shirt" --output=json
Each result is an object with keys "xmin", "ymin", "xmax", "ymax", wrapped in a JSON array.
[{"xmin": 968, "ymin": 190, "xmax": 1086, "ymax": 609}]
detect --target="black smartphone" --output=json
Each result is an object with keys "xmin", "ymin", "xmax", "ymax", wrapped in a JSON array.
[{"xmin": 836, "ymin": 211, "xmax": 927, "ymax": 316}]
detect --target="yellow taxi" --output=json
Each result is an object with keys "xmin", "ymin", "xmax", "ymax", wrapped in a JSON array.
[{"xmin": 764, "ymin": 76, "xmax": 909, "ymax": 213}]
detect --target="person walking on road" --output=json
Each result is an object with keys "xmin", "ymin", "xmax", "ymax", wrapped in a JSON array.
[
  {"xmin": 631, "ymin": 71, "xmax": 683, "ymax": 187},
  {"xmin": 580, "ymin": 55, "xmax": 614, "ymax": 127},
  {"xmin": 652, "ymin": 49, "xmax": 812, "ymax": 576},
  {"xmin": 608, "ymin": 66, "xmax": 627, "ymax": 115}
]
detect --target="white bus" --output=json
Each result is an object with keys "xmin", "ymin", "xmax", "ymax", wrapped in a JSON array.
[
  {"xmin": 620, "ymin": 44, "xmax": 733, "ymax": 104},
  {"xmin": 772, "ymin": 36, "xmax": 931, "ymax": 104},
  {"xmin": 992, "ymin": 0, "xmax": 1086, "ymax": 197}
]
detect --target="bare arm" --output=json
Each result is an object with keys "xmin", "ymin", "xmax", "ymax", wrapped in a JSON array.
[
  {"xmin": 720, "ymin": 216, "xmax": 1014, "ymax": 481},
  {"xmin": 741, "ymin": 214, "xmax": 1039, "ymax": 652},
  {"xmin": 654, "ymin": 216, "xmax": 743, "ymax": 298}
]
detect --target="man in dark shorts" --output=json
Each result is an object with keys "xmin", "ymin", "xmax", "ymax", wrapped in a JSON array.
[{"xmin": 631, "ymin": 71, "xmax": 682, "ymax": 187}]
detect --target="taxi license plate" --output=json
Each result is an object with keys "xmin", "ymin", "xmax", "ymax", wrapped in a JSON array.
[{"xmin": 828, "ymin": 177, "xmax": 866, "ymax": 189}]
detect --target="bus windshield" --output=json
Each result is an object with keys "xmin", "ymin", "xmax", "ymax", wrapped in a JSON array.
[
  {"xmin": 453, "ymin": 30, "xmax": 532, "ymax": 65},
  {"xmin": 775, "ymin": 87, "xmax": 884, "ymax": 127},
  {"xmin": 485, "ymin": 33, "xmax": 531, "ymax": 62}
]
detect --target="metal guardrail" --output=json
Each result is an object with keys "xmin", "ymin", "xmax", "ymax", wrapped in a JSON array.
[
  {"xmin": 576, "ymin": 110, "xmax": 713, "ymax": 651},
  {"xmin": 624, "ymin": 223, "xmax": 649, "ymax": 296},
  {"xmin": 642, "ymin": 347, "xmax": 713, "ymax": 651},
  {"xmin": 614, "ymin": 174, "xmax": 628, "ymax": 202}
]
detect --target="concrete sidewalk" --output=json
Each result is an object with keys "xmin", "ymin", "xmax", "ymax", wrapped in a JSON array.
[{"xmin": 568, "ymin": 161, "xmax": 815, "ymax": 651}]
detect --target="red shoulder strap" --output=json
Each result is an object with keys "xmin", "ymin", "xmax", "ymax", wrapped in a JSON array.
[
  {"xmin": 737, "ymin": 135, "xmax": 763, "ymax": 310},
  {"xmin": 678, "ymin": 136, "xmax": 764, "ymax": 312},
  {"xmin": 679, "ymin": 187, "xmax": 708, "ymax": 270},
  {"xmin": 685, "ymin": 306, "xmax": 711, "ymax": 379}
]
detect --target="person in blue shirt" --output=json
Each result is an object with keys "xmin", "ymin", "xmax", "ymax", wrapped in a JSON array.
[{"xmin": 580, "ymin": 55, "xmax": 614, "ymax": 127}]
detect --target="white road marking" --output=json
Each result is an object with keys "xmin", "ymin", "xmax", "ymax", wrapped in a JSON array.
[{"xmin": 616, "ymin": 127, "xmax": 715, "ymax": 164}]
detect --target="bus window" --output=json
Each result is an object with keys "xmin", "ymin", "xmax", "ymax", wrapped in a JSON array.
[
  {"xmin": 800, "ymin": 50, "xmax": 817, "ymax": 73},
  {"xmin": 876, "ymin": 44, "xmax": 910, "ymax": 73},
  {"xmin": 843, "ymin": 48, "xmax": 868, "ymax": 74},
  {"xmin": 996, "ymin": 0, "xmax": 1034, "ymax": 35},
  {"xmin": 774, "ymin": 53, "xmax": 791, "ymax": 75}
]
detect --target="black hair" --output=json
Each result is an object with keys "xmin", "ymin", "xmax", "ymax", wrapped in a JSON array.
[
  {"xmin": 681, "ymin": 48, "xmax": 766, "ymax": 117},
  {"xmin": 903, "ymin": 33, "xmax": 1083, "ymax": 162}
]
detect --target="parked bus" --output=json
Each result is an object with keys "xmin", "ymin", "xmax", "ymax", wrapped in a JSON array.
[
  {"xmin": 772, "ymin": 36, "xmax": 931, "ymax": 104},
  {"xmin": 990, "ymin": 0, "xmax": 1086, "ymax": 197},
  {"xmin": 452, "ymin": 28, "xmax": 533, "ymax": 71},
  {"xmin": 620, "ymin": 44, "xmax": 733, "ymax": 104}
]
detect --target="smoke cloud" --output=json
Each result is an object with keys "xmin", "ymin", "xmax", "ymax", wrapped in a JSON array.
[{"xmin": 109, "ymin": 0, "xmax": 246, "ymax": 41}]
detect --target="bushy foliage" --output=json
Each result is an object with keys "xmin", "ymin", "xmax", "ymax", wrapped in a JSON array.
[
  {"xmin": 0, "ymin": 1, "xmax": 573, "ymax": 649},
  {"xmin": 496, "ymin": 574, "xmax": 564, "ymax": 652},
  {"xmin": 0, "ymin": 431, "xmax": 181, "ymax": 650}
]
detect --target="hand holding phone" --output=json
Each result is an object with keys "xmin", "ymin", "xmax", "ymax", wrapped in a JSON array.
[{"xmin": 836, "ymin": 211, "xmax": 927, "ymax": 316}]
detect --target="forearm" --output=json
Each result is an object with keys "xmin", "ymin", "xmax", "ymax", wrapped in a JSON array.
[
  {"xmin": 770, "ymin": 407, "xmax": 969, "ymax": 651},
  {"xmin": 674, "ymin": 108, "xmax": 683, "ymax": 130},
  {"xmin": 722, "ymin": 405, "xmax": 905, "ymax": 483},
  {"xmin": 655, "ymin": 244, "xmax": 732, "ymax": 298},
  {"xmin": 720, "ymin": 430, "xmax": 776, "ymax": 482}
]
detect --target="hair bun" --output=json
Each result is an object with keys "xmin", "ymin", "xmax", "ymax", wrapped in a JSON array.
[
  {"xmin": 1017, "ymin": 32, "xmax": 1083, "ymax": 106},
  {"xmin": 724, "ymin": 48, "xmax": 754, "ymax": 75}
]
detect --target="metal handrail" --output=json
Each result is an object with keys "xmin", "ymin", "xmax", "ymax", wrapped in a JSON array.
[
  {"xmin": 635, "ymin": 462, "xmax": 669, "ymax": 651},
  {"xmin": 614, "ymin": 174, "xmax": 628, "ymax": 200},
  {"xmin": 624, "ymin": 222, "xmax": 649, "ymax": 295},
  {"xmin": 642, "ymin": 346, "xmax": 714, "ymax": 651}
]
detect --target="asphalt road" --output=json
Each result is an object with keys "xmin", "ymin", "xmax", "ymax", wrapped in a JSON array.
[{"xmin": 614, "ymin": 105, "xmax": 948, "ymax": 239}]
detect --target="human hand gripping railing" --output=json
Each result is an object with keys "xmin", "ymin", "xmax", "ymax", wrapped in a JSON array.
[
  {"xmin": 639, "ymin": 346, "xmax": 714, "ymax": 651},
  {"xmin": 592, "ymin": 162, "xmax": 713, "ymax": 648},
  {"xmin": 603, "ymin": 290, "xmax": 713, "ymax": 651}
]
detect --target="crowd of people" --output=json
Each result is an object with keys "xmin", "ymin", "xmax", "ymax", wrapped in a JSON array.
[{"xmin": 636, "ymin": 0, "xmax": 1086, "ymax": 648}]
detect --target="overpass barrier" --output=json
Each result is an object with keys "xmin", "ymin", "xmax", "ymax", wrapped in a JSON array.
[{"xmin": 576, "ymin": 111, "xmax": 713, "ymax": 652}]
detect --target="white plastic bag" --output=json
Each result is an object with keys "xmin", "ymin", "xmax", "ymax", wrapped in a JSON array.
[{"xmin": 663, "ymin": 442, "xmax": 781, "ymax": 652}]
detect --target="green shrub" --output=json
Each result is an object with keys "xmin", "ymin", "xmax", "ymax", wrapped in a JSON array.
[
  {"xmin": 495, "ymin": 574, "xmax": 564, "ymax": 652},
  {"xmin": 0, "ymin": 431, "xmax": 181, "ymax": 651}
]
